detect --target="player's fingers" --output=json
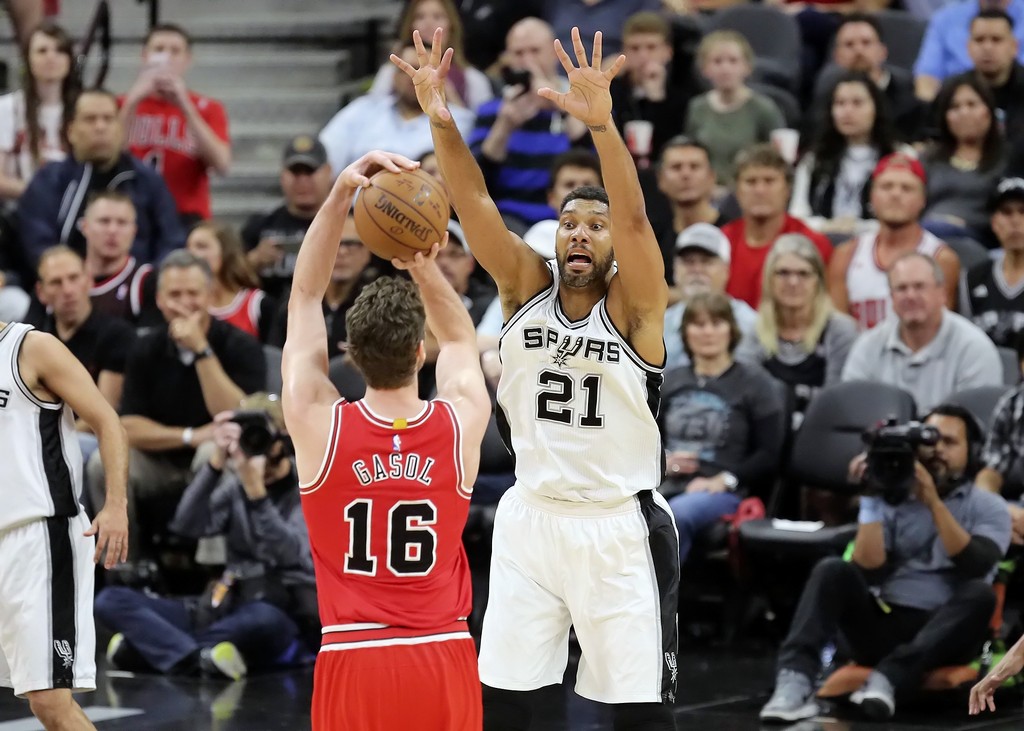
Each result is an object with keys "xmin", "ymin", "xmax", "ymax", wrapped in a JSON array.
[
  {"xmin": 536, "ymin": 88, "xmax": 563, "ymax": 107},
  {"xmin": 413, "ymin": 30, "xmax": 428, "ymax": 64},
  {"xmin": 120, "ymin": 537, "xmax": 129, "ymax": 563},
  {"xmin": 605, "ymin": 54, "xmax": 627, "ymax": 80},
  {"xmin": 552, "ymin": 39, "xmax": 574, "ymax": 76},
  {"xmin": 390, "ymin": 54, "xmax": 416, "ymax": 77},
  {"xmin": 93, "ymin": 535, "xmax": 107, "ymax": 565},
  {"xmin": 390, "ymin": 256, "xmax": 408, "ymax": 270},
  {"xmin": 592, "ymin": 30, "xmax": 603, "ymax": 69},
  {"xmin": 570, "ymin": 27, "xmax": 587, "ymax": 68},
  {"xmin": 429, "ymin": 28, "xmax": 443, "ymax": 66},
  {"xmin": 987, "ymin": 695, "xmax": 997, "ymax": 712},
  {"xmin": 439, "ymin": 47, "xmax": 454, "ymax": 78},
  {"xmin": 83, "ymin": 518, "xmax": 98, "ymax": 537}
]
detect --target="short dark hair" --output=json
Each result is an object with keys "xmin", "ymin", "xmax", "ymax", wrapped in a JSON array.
[
  {"xmin": 734, "ymin": 144, "xmax": 794, "ymax": 186},
  {"xmin": 345, "ymin": 277, "xmax": 426, "ymax": 389},
  {"xmin": 623, "ymin": 11, "xmax": 672, "ymax": 42},
  {"xmin": 549, "ymin": 150, "xmax": 602, "ymax": 193},
  {"xmin": 657, "ymin": 135, "xmax": 712, "ymax": 170},
  {"xmin": 145, "ymin": 22, "xmax": 192, "ymax": 48},
  {"xmin": 158, "ymin": 249, "xmax": 212, "ymax": 286},
  {"xmin": 923, "ymin": 403, "xmax": 985, "ymax": 475},
  {"xmin": 835, "ymin": 13, "xmax": 884, "ymax": 43},
  {"xmin": 972, "ymin": 8, "xmax": 1014, "ymax": 30},
  {"xmin": 560, "ymin": 185, "xmax": 609, "ymax": 212},
  {"xmin": 680, "ymin": 291, "xmax": 741, "ymax": 360},
  {"xmin": 85, "ymin": 190, "xmax": 135, "ymax": 214},
  {"xmin": 73, "ymin": 88, "xmax": 118, "ymax": 118}
]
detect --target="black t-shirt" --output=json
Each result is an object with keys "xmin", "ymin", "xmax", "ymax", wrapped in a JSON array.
[
  {"xmin": 962, "ymin": 260, "xmax": 1024, "ymax": 348},
  {"xmin": 241, "ymin": 205, "xmax": 314, "ymax": 299},
  {"xmin": 35, "ymin": 309, "xmax": 136, "ymax": 382}
]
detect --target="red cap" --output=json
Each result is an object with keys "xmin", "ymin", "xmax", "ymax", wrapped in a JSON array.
[{"xmin": 872, "ymin": 153, "xmax": 926, "ymax": 184}]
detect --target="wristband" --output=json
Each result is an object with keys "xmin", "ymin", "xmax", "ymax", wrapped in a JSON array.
[
  {"xmin": 182, "ymin": 427, "xmax": 194, "ymax": 446},
  {"xmin": 858, "ymin": 496, "xmax": 885, "ymax": 524}
]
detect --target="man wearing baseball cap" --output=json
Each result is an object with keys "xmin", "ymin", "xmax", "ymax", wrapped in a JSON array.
[
  {"xmin": 828, "ymin": 152, "xmax": 960, "ymax": 329},
  {"xmin": 962, "ymin": 177, "xmax": 1024, "ymax": 347},
  {"xmin": 241, "ymin": 135, "xmax": 333, "ymax": 298},
  {"xmin": 665, "ymin": 223, "xmax": 758, "ymax": 368}
]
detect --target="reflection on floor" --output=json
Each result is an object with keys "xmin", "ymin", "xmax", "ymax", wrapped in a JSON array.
[{"xmin": 1, "ymin": 646, "xmax": 1023, "ymax": 730}]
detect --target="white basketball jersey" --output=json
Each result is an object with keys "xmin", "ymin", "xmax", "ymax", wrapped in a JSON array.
[
  {"xmin": 0, "ymin": 323, "xmax": 83, "ymax": 532},
  {"xmin": 496, "ymin": 261, "xmax": 665, "ymax": 503},
  {"xmin": 847, "ymin": 230, "xmax": 945, "ymax": 329}
]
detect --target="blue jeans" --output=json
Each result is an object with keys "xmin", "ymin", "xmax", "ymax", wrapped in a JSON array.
[
  {"xmin": 668, "ymin": 490, "xmax": 742, "ymax": 564},
  {"xmin": 95, "ymin": 586, "xmax": 300, "ymax": 673}
]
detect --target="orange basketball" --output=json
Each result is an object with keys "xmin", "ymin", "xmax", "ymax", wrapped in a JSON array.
[{"xmin": 353, "ymin": 168, "xmax": 450, "ymax": 261}]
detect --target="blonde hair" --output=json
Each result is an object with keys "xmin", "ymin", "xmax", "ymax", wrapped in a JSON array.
[
  {"xmin": 755, "ymin": 234, "xmax": 832, "ymax": 355},
  {"xmin": 239, "ymin": 392, "xmax": 285, "ymax": 432},
  {"xmin": 697, "ymin": 30, "xmax": 755, "ymax": 67}
]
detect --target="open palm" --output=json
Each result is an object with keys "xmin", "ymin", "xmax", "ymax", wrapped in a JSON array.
[
  {"xmin": 390, "ymin": 28, "xmax": 454, "ymax": 123},
  {"xmin": 538, "ymin": 27, "xmax": 626, "ymax": 128}
]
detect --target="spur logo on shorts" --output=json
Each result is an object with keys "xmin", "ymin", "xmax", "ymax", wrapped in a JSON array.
[
  {"xmin": 53, "ymin": 639, "xmax": 74, "ymax": 669},
  {"xmin": 664, "ymin": 651, "xmax": 678, "ymax": 692}
]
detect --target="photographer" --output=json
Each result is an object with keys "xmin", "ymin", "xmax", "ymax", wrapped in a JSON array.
[
  {"xmin": 761, "ymin": 404, "xmax": 1011, "ymax": 724},
  {"xmin": 94, "ymin": 393, "xmax": 317, "ymax": 680}
]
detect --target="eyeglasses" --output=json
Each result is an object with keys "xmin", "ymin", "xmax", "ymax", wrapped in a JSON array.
[{"xmin": 773, "ymin": 268, "xmax": 815, "ymax": 281}]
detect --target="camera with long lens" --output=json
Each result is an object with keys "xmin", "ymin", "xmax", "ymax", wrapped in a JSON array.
[
  {"xmin": 230, "ymin": 410, "xmax": 279, "ymax": 457},
  {"xmin": 861, "ymin": 418, "xmax": 940, "ymax": 505}
]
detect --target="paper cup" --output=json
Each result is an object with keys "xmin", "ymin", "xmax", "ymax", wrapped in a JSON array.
[
  {"xmin": 624, "ymin": 120, "xmax": 655, "ymax": 158},
  {"xmin": 770, "ymin": 128, "xmax": 800, "ymax": 164}
]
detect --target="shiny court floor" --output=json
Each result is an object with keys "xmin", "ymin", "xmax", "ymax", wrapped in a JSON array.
[{"xmin": 2, "ymin": 646, "xmax": 1024, "ymax": 731}]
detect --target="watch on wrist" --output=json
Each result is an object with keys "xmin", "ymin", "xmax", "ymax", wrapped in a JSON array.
[
  {"xmin": 194, "ymin": 346, "xmax": 214, "ymax": 361},
  {"xmin": 722, "ymin": 472, "xmax": 739, "ymax": 492}
]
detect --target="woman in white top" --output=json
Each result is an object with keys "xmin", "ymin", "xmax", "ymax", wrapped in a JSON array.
[
  {"xmin": 0, "ymin": 21, "xmax": 77, "ymax": 201},
  {"xmin": 369, "ymin": 0, "xmax": 493, "ymax": 111},
  {"xmin": 789, "ymin": 72, "xmax": 910, "ymax": 239}
]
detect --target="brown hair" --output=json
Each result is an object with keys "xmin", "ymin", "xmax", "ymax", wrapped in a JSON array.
[
  {"xmin": 697, "ymin": 30, "xmax": 755, "ymax": 66},
  {"xmin": 189, "ymin": 220, "xmax": 260, "ymax": 291},
  {"xmin": 37, "ymin": 244, "xmax": 82, "ymax": 276},
  {"xmin": 396, "ymin": 0, "xmax": 467, "ymax": 67},
  {"xmin": 144, "ymin": 22, "xmax": 192, "ymax": 49},
  {"xmin": 680, "ymin": 291, "xmax": 742, "ymax": 361},
  {"xmin": 623, "ymin": 11, "xmax": 672, "ymax": 42},
  {"xmin": 22, "ymin": 22, "xmax": 78, "ymax": 167},
  {"xmin": 85, "ymin": 190, "xmax": 135, "ymax": 214},
  {"xmin": 345, "ymin": 277, "xmax": 426, "ymax": 389},
  {"xmin": 734, "ymin": 143, "xmax": 794, "ymax": 185}
]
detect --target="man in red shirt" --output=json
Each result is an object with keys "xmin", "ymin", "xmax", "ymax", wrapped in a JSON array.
[
  {"xmin": 282, "ymin": 149, "xmax": 491, "ymax": 731},
  {"xmin": 120, "ymin": 23, "xmax": 231, "ymax": 224},
  {"xmin": 722, "ymin": 144, "xmax": 832, "ymax": 307}
]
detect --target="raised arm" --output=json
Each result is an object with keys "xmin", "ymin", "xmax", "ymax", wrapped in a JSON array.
[{"xmin": 391, "ymin": 29, "xmax": 548, "ymax": 307}]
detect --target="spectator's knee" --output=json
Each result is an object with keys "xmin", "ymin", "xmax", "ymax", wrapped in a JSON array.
[
  {"xmin": 811, "ymin": 556, "xmax": 854, "ymax": 582},
  {"xmin": 94, "ymin": 586, "xmax": 137, "ymax": 623},
  {"xmin": 957, "ymin": 579, "xmax": 996, "ymax": 616}
]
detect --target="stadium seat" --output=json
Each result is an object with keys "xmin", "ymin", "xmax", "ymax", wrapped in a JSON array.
[
  {"xmin": 944, "ymin": 236, "xmax": 991, "ymax": 273},
  {"xmin": 948, "ymin": 385, "xmax": 1013, "ymax": 430},
  {"xmin": 703, "ymin": 5, "xmax": 801, "ymax": 92},
  {"xmin": 873, "ymin": 10, "xmax": 928, "ymax": 73}
]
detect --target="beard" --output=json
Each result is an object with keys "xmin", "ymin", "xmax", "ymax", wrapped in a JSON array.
[
  {"xmin": 557, "ymin": 250, "xmax": 615, "ymax": 289},
  {"xmin": 924, "ymin": 453, "xmax": 964, "ymax": 495}
]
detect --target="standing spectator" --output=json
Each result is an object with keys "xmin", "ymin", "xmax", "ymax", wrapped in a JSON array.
[
  {"xmin": 242, "ymin": 135, "xmax": 332, "ymax": 300},
  {"xmin": 685, "ymin": 31, "xmax": 785, "ymax": 183},
  {"xmin": 546, "ymin": 0, "xmax": 661, "ymax": 60},
  {"xmin": 469, "ymin": 17, "xmax": 589, "ymax": 229},
  {"xmin": 966, "ymin": 10, "xmax": 1024, "ymax": 141},
  {"xmin": 369, "ymin": 0, "xmax": 493, "ymax": 111},
  {"xmin": 842, "ymin": 252, "xmax": 1002, "ymax": 411},
  {"xmin": 611, "ymin": 12, "xmax": 698, "ymax": 162},
  {"xmin": 962, "ymin": 177, "xmax": 1024, "ymax": 347},
  {"xmin": 186, "ymin": 221, "xmax": 273, "ymax": 342},
  {"xmin": 922, "ymin": 75, "xmax": 1006, "ymax": 243},
  {"xmin": 86, "ymin": 251, "xmax": 266, "ymax": 561},
  {"xmin": 17, "ymin": 89, "xmax": 184, "ymax": 278},
  {"xmin": 320, "ymin": 39, "xmax": 474, "ymax": 177},
  {"xmin": 120, "ymin": 23, "xmax": 231, "ymax": 224},
  {"xmin": 913, "ymin": 0, "xmax": 1024, "ymax": 102},
  {"xmin": 662, "ymin": 292, "xmax": 786, "ymax": 566},
  {"xmin": 828, "ymin": 153, "xmax": 960, "ymax": 329},
  {"xmin": 722, "ymin": 145, "xmax": 832, "ymax": 308},
  {"xmin": 0, "ymin": 21, "xmax": 75, "ymax": 202},
  {"xmin": 745, "ymin": 234, "xmax": 858, "ymax": 428}
]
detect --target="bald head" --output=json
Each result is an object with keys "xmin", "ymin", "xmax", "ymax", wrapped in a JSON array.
[{"xmin": 505, "ymin": 17, "xmax": 558, "ymax": 75}]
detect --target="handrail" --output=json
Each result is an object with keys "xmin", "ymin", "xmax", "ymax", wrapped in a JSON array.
[
  {"xmin": 137, "ymin": 0, "xmax": 159, "ymax": 29},
  {"xmin": 76, "ymin": 0, "xmax": 111, "ymax": 89}
]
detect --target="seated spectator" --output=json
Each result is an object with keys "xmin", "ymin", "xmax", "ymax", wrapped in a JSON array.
[
  {"xmin": 186, "ymin": 221, "xmax": 273, "ymax": 342},
  {"xmin": 242, "ymin": 136, "xmax": 331, "ymax": 300},
  {"xmin": 722, "ymin": 145, "xmax": 832, "ymax": 308},
  {"xmin": 611, "ymin": 12, "xmax": 698, "ymax": 163},
  {"xmin": 369, "ymin": 0, "xmax": 493, "ymax": 111},
  {"xmin": 963, "ymin": 177, "xmax": 1024, "ymax": 346},
  {"xmin": 469, "ymin": 17, "xmax": 588, "ymax": 230},
  {"xmin": 86, "ymin": 250, "xmax": 266, "ymax": 561},
  {"xmin": 266, "ymin": 216, "xmax": 380, "ymax": 360},
  {"xmin": 79, "ymin": 192, "xmax": 160, "ymax": 328},
  {"xmin": 319, "ymin": 38, "xmax": 474, "ymax": 177},
  {"xmin": 760, "ymin": 405, "xmax": 1010, "ymax": 723},
  {"xmin": 922, "ymin": 75, "xmax": 1006, "ymax": 243},
  {"xmin": 665, "ymin": 223, "xmax": 757, "ymax": 369},
  {"xmin": 520, "ymin": 149, "xmax": 603, "ymax": 260},
  {"xmin": 842, "ymin": 252, "xmax": 1002, "ymax": 411},
  {"xmin": 792, "ymin": 72, "xmax": 907, "ymax": 238},
  {"xmin": 745, "ymin": 234, "xmax": 858, "ymax": 429},
  {"xmin": 661, "ymin": 292, "xmax": 785, "ymax": 566},
  {"xmin": 17, "ymin": 89, "xmax": 184, "ymax": 278},
  {"xmin": 977, "ymin": 335, "xmax": 1024, "ymax": 532},
  {"xmin": 0, "ymin": 21, "xmax": 74, "ymax": 202},
  {"xmin": 685, "ymin": 31, "xmax": 785, "ymax": 184},
  {"xmin": 829, "ymin": 153, "xmax": 960, "ymax": 329},
  {"xmin": 965, "ymin": 10, "xmax": 1024, "ymax": 141},
  {"xmin": 811, "ymin": 14, "xmax": 922, "ymax": 143},
  {"xmin": 913, "ymin": 0, "xmax": 1024, "ymax": 102},
  {"xmin": 96, "ymin": 394, "xmax": 317, "ymax": 678},
  {"xmin": 119, "ymin": 23, "xmax": 231, "ymax": 225}
]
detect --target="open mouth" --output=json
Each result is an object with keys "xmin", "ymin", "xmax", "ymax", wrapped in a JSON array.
[{"xmin": 566, "ymin": 250, "xmax": 592, "ymax": 271}]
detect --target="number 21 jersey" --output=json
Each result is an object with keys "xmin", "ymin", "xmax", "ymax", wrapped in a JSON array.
[{"xmin": 496, "ymin": 261, "xmax": 665, "ymax": 503}]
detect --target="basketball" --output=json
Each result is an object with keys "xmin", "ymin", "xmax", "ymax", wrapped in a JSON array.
[{"xmin": 353, "ymin": 168, "xmax": 450, "ymax": 261}]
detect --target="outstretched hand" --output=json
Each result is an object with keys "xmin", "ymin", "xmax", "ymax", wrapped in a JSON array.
[
  {"xmin": 390, "ymin": 28, "xmax": 455, "ymax": 124},
  {"xmin": 339, "ymin": 150, "xmax": 419, "ymax": 190},
  {"xmin": 391, "ymin": 236, "xmax": 448, "ymax": 272},
  {"xmin": 537, "ymin": 27, "xmax": 625, "ymax": 128}
]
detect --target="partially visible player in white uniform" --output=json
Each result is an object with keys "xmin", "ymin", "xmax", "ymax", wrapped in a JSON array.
[
  {"xmin": 394, "ymin": 27, "xmax": 679, "ymax": 731},
  {"xmin": 0, "ymin": 322, "xmax": 128, "ymax": 730}
]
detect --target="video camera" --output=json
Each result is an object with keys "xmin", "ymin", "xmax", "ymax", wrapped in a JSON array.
[
  {"xmin": 861, "ymin": 418, "xmax": 940, "ymax": 505},
  {"xmin": 229, "ymin": 410, "xmax": 280, "ymax": 457}
]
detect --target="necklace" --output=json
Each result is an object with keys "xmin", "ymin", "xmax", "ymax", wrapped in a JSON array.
[{"xmin": 950, "ymin": 154, "xmax": 978, "ymax": 172}]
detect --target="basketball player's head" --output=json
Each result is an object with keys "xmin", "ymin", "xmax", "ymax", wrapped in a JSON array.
[
  {"xmin": 869, "ymin": 153, "xmax": 926, "ymax": 228},
  {"xmin": 143, "ymin": 23, "xmax": 192, "ymax": 77},
  {"xmin": 555, "ymin": 186, "xmax": 615, "ymax": 290},
  {"xmin": 156, "ymin": 249, "xmax": 213, "ymax": 325},
  {"xmin": 81, "ymin": 192, "xmax": 137, "ymax": 262},
  {"xmin": 68, "ymin": 89, "xmax": 122, "ymax": 165},
  {"xmin": 36, "ymin": 246, "xmax": 91, "ymax": 324},
  {"xmin": 345, "ymin": 277, "xmax": 426, "ymax": 390}
]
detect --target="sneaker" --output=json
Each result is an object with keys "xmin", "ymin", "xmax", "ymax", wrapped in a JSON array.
[
  {"xmin": 199, "ymin": 642, "xmax": 247, "ymax": 681},
  {"xmin": 105, "ymin": 633, "xmax": 127, "ymax": 669},
  {"xmin": 850, "ymin": 670, "xmax": 895, "ymax": 720},
  {"xmin": 760, "ymin": 669, "xmax": 818, "ymax": 724}
]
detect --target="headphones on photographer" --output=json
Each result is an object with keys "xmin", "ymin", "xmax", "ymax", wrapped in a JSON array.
[{"xmin": 923, "ymin": 404, "xmax": 986, "ymax": 478}]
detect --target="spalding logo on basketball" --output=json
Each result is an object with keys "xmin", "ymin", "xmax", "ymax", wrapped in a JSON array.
[{"xmin": 353, "ymin": 168, "xmax": 450, "ymax": 262}]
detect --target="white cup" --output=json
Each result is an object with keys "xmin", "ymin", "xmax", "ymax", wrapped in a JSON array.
[
  {"xmin": 770, "ymin": 128, "xmax": 800, "ymax": 165},
  {"xmin": 624, "ymin": 120, "xmax": 655, "ymax": 158}
]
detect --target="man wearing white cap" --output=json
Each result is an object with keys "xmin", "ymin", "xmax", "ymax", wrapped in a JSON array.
[{"xmin": 665, "ymin": 223, "xmax": 757, "ymax": 369}]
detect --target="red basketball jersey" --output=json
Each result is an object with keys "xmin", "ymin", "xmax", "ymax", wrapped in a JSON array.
[
  {"xmin": 210, "ymin": 288, "xmax": 265, "ymax": 339},
  {"xmin": 300, "ymin": 398, "xmax": 473, "ymax": 647}
]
